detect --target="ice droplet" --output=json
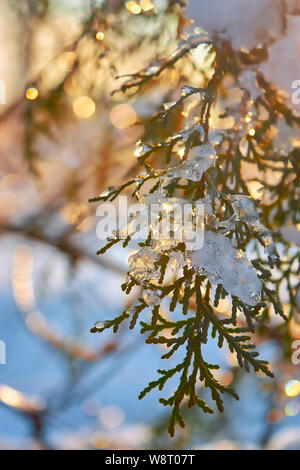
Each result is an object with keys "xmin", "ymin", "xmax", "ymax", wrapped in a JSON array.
[
  {"xmin": 163, "ymin": 101, "xmax": 176, "ymax": 111},
  {"xmin": 99, "ymin": 186, "xmax": 116, "ymax": 198},
  {"xmin": 94, "ymin": 320, "xmax": 110, "ymax": 330},
  {"xmin": 134, "ymin": 142, "xmax": 152, "ymax": 158},
  {"xmin": 181, "ymin": 86, "xmax": 200, "ymax": 98},
  {"xmin": 142, "ymin": 289, "xmax": 161, "ymax": 306},
  {"xmin": 143, "ymin": 63, "xmax": 161, "ymax": 76}
]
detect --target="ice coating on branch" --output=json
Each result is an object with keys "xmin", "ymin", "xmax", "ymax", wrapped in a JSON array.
[
  {"xmin": 94, "ymin": 321, "xmax": 109, "ymax": 330},
  {"xmin": 190, "ymin": 231, "xmax": 262, "ymax": 306},
  {"xmin": 128, "ymin": 244, "xmax": 184, "ymax": 291},
  {"xmin": 134, "ymin": 142, "xmax": 152, "ymax": 158},
  {"xmin": 238, "ymin": 70, "xmax": 261, "ymax": 100},
  {"xmin": 142, "ymin": 289, "xmax": 161, "ymax": 306},
  {"xmin": 171, "ymin": 122, "xmax": 205, "ymax": 144},
  {"xmin": 229, "ymin": 195, "xmax": 279, "ymax": 265},
  {"xmin": 230, "ymin": 195, "xmax": 257, "ymax": 219},
  {"xmin": 118, "ymin": 205, "xmax": 149, "ymax": 239},
  {"xmin": 172, "ymin": 143, "xmax": 216, "ymax": 182},
  {"xmin": 118, "ymin": 194, "xmax": 185, "ymax": 243},
  {"xmin": 186, "ymin": 0, "xmax": 284, "ymax": 50},
  {"xmin": 181, "ymin": 86, "xmax": 203, "ymax": 98},
  {"xmin": 273, "ymin": 118, "xmax": 300, "ymax": 155},
  {"xmin": 118, "ymin": 192, "xmax": 207, "ymax": 248},
  {"xmin": 128, "ymin": 247, "xmax": 161, "ymax": 285}
]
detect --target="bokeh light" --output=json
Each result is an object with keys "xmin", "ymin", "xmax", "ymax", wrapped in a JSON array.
[
  {"xmin": 109, "ymin": 104, "xmax": 137, "ymax": 129},
  {"xmin": 141, "ymin": 0, "xmax": 154, "ymax": 11},
  {"xmin": 125, "ymin": 1, "xmax": 142, "ymax": 15},
  {"xmin": 247, "ymin": 180, "xmax": 264, "ymax": 200},
  {"xmin": 73, "ymin": 96, "xmax": 96, "ymax": 119},
  {"xmin": 96, "ymin": 31, "xmax": 105, "ymax": 41},
  {"xmin": 285, "ymin": 401, "xmax": 300, "ymax": 417},
  {"xmin": 285, "ymin": 380, "xmax": 300, "ymax": 397},
  {"xmin": 26, "ymin": 87, "xmax": 39, "ymax": 100},
  {"xmin": 99, "ymin": 405, "xmax": 125, "ymax": 430}
]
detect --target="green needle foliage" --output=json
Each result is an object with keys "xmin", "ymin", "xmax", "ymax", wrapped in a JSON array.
[{"xmin": 90, "ymin": 6, "xmax": 299, "ymax": 437}]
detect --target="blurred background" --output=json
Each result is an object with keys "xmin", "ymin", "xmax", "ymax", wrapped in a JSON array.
[{"xmin": 0, "ymin": 0, "xmax": 300, "ymax": 450}]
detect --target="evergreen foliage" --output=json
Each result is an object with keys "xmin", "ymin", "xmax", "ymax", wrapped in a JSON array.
[{"xmin": 90, "ymin": 3, "xmax": 299, "ymax": 436}]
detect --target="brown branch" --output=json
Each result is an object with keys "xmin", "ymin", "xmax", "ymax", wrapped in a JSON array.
[{"xmin": 0, "ymin": 223, "xmax": 125, "ymax": 275}]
